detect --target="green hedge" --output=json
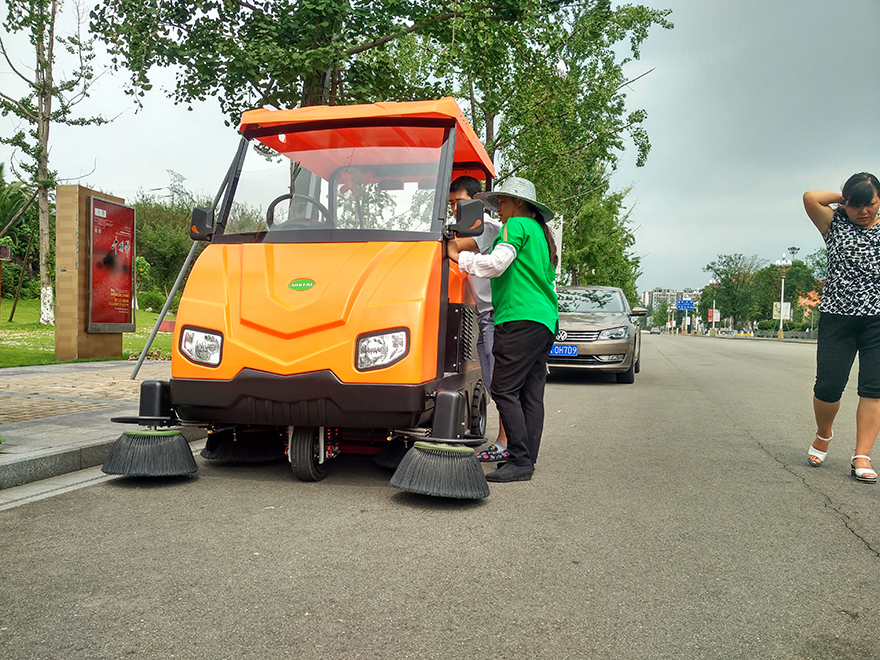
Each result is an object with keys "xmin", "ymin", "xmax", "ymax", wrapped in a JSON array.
[{"xmin": 0, "ymin": 263, "xmax": 40, "ymax": 299}]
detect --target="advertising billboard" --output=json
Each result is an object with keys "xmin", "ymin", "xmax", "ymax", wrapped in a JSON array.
[{"xmin": 89, "ymin": 196, "xmax": 135, "ymax": 332}]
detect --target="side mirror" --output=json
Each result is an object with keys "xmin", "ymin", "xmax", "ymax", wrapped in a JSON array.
[
  {"xmin": 190, "ymin": 207, "xmax": 215, "ymax": 241},
  {"xmin": 447, "ymin": 199, "xmax": 484, "ymax": 238},
  {"xmin": 631, "ymin": 307, "xmax": 648, "ymax": 317}
]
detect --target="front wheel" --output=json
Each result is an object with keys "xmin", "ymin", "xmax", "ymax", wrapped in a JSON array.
[
  {"xmin": 616, "ymin": 362, "xmax": 635, "ymax": 384},
  {"xmin": 289, "ymin": 426, "xmax": 327, "ymax": 481}
]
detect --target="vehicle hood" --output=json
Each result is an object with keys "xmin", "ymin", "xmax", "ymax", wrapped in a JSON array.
[{"xmin": 557, "ymin": 312, "xmax": 632, "ymax": 329}]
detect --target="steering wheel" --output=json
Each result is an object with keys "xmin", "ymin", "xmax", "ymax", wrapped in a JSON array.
[{"xmin": 266, "ymin": 193, "xmax": 331, "ymax": 227}]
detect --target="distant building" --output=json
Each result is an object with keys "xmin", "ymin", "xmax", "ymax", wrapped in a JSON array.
[{"xmin": 643, "ymin": 287, "xmax": 702, "ymax": 311}]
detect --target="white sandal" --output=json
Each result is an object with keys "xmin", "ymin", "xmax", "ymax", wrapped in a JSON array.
[
  {"xmin": 851, "ymin": 454, "xmax": 877, "ymax": 484},
  {"xmin": 807, "ymin": 432, "xmax": 832, "ymax": 467}
]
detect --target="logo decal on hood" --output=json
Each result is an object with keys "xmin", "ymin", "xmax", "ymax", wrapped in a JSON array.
[{"xmin": 288, "ymin": 278, "xmax": 315, "ymax": 291}]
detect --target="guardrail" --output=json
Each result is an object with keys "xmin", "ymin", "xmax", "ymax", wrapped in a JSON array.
[{"xmin": 753, "ymin": 330, "xmax": 818, "ymax": 340}]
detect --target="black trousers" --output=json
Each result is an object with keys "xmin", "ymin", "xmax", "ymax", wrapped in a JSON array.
[
  {"xmin": 491, "ymin": 320, "xmax": 555, "ymax": 468},
  {"xmin": 815, "ymin": 312, "xmax": 880, "ymax": 401}
]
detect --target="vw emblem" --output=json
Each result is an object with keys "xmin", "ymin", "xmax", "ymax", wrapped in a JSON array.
[{"xmin": 556, "ymin": 329, "xmax": 567, "ymax": 341}]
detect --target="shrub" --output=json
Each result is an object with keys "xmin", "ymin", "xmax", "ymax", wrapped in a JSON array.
[
  {"xmin": 137, "ymin": 289, "xmax": 168, "ymax": 312},
  {"xmin": 0, "ymin": 263, "xmax": 40, "ymax": 299}
]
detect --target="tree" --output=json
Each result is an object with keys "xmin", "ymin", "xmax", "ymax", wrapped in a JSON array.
[
  {"xmin": 703, "ymin": 254, "xmax": 765, "ymax": 330},
  {"xmin": 0, "ymin": 164, "xmax": 41, "ymax": 300},
  {"xmin": 559, "ymin": 188, "xmax": 641, "ymax": 303},
  {"xmin": 1, "ymin": 0, "xmax": 107, "ymax": 324},
  {"xmin": 92, "ymin": 0, "xmax": 671, "ymax": 299},
  {"xmin": 443, "ymin": 3, "xmax": 671, "ymax": 296},
  {"xmin": 805, "ymin": 246, "xmax": 827, "ymax": 281},
  {"xmin": 649, "ymin": 300, "xmax": 668, "ymax": 329},
  {"xmin": 132, "ymin": 193, "xmax": 199, "ymax": 298},
  {"xmin": 90, "ymin": 1, "xmax": 549, "ymax": 123},
  {"xmin": 752, "ymin": 260, "xmax": 817, "ymax": 323}
]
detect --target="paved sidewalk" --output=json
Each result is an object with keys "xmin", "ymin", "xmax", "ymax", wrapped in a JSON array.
[{"xmin": 0, "ymin": 360, "xmax": 205, "ymax": 489}]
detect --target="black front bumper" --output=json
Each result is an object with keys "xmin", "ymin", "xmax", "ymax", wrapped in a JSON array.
[{"xmin": 171, "ymin": 368, "xmax": 477, "ymax": 428}]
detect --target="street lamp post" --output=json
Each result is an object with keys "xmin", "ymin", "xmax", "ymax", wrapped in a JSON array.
[
  {"xmin": 708, "ymin": 278, "xmax": 718, "ymax": 337},
  {"xmin": 775, "ymin": 256, "xmax": 792, "ymax": 340}
]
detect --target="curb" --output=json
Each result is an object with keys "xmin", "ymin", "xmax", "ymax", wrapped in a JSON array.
[{"xmin": 0, "ymin": 425, "xmax": 207, "ymax": 490}]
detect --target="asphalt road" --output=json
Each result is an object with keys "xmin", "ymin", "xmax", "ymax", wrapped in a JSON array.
[{"xmin": 2, "ymin": 335, "xmax": 879, "ymax": 660}]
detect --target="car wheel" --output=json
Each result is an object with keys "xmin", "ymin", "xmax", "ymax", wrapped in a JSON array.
[
  {"xmin": 634, "ymin": 353, "xmax": 641, "ymax": 374},
  {"xmin": 616, "ymin": 362, "xmax": 635, "ymax": 384}
]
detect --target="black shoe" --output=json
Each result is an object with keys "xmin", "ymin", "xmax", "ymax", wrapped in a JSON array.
[
  {"xmin": 486, "ymin": 463, "xmax": 533, "ymax": 482},
  {"xmin": 496, "ymin": 461, "xmax": 535, "ymax": 470}
]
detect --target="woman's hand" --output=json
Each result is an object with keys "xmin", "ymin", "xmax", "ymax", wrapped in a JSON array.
[
  {"xmin": 803, "ymin": 190, "xmax": 843, "ymax": 237},
  {"xmin": 446, "ymin": 239, "xmax": 461, "ymax": 263}
]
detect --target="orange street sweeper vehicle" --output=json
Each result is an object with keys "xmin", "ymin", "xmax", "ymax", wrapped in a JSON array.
[{"xmin": 111, "ymin": 98, "xmax": 496, "ymax": 494}]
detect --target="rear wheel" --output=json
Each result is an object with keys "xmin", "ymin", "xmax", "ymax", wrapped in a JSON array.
[
  {"xmin": 469, "ymin": 382, "xmax": 488, "ymax": 437},
  {"xmin": 290, "ymin": 426, "xmax": 327, "ymax": 481}
]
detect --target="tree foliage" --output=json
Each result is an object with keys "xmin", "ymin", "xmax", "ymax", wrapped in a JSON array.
[
  {"xmin": 1, "ymin": 0, "xmax": 107, "ymax": 323},
  {"xmin": 702, "ymin": 254, "xmax": 824, "ymax": 330},
  {"xmin": 805, "ymin": 246, "xmax": 827, "ymax": 281},
  {"xmin": 133, "ymin": 194, "xmax": 198, "ymax": 297},
  {"xmin": 560, "ymin": 189, "xmax": 640, "ymax": 303},
  {"xmin": 751, "ymin": 260, "xmax": 816, "ymax": 322},
  {"xmin": 649, "ymin": 300, "xmax": 668, "ymax": 329},
  {"xmin": 437, "ymin": 2, "xmax": 671, "ymax": 298},
  {"xmin": 91, "ymin": 0, "xmax": 672, "ymax": 298},
  {"xmin": 90, "ymin": 0, "xmax": 534, "ymax": 121},
  {"xmin": 0, "ymin": 164, "xmax": 42, "ymax": 300},
  {"xmin": 703, "ymin": 254, "xmax": 765, "ymax": 330}
]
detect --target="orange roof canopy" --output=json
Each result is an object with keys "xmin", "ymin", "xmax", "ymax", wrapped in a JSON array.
[{"xmin": 239, "ymin": 98, "xmax": 495, "ymax": 181}]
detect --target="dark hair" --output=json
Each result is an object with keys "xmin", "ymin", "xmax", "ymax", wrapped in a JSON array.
[
  {"xmin": 450, "ymin": 175, "xmax": 482, "ymax": 199},
  {"xmin": 842, "ymin": 172, "xmax": 880, "ymax": 208},
  {"xmin": 525, "ymin": 201, "xmax": 558, "ymax": 269}
]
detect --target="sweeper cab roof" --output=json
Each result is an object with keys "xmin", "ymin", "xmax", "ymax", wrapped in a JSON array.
[{"xmin": 238, "ymin": 97, "xmax": 495, "ymax": 184}]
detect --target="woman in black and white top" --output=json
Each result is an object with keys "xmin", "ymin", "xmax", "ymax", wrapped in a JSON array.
[{"xmin": 804, "ymin": 172, "xmax": 880, "ymax": 483}]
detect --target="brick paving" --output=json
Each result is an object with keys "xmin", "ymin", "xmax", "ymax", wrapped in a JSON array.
[{"xmin": 0, "ymin": 362, "xmax": 171, "ymax": 423}]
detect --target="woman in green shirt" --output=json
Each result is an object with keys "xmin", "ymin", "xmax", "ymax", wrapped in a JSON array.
[{"xmin": 449, "ymin": 177, "xmax": 558, "ymax": 482}]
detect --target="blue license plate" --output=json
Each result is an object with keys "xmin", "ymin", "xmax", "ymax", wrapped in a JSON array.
[{"xmin": 550, "ymin": 344, "xmax": 578, "ymax": 357}]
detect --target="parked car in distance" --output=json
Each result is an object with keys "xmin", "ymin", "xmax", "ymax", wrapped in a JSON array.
[
  {"xmin": 650, "ymin": 326, "xmax": 662, "ymax": 335},
  {"xmin": 548, "ymin": 286, "xmax": 648, "ymax": 383}
]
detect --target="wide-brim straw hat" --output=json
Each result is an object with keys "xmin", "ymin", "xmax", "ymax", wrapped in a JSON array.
[{"xmin": 474, "ymin": 176, "xmax": 554, "ymax": 222}]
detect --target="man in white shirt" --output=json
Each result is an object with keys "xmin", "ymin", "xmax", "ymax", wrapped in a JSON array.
[{"xmin": 448, "ymin": 176, "xmax": 508, "ymax": 460}]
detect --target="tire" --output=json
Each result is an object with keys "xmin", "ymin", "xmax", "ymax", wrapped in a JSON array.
[
  {"xmin": 616, "ymin": 362, "xmax": 635, "ymax": 384},
  {"xmin": 470, "ymin": 382, "xmax": 488, "ymax": 437},
  {"xmin": 290, "ymin": 426, "xmax": 327, "ymax": 481}
]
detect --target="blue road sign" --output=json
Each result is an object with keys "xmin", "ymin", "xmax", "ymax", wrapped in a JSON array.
[{"xmin": 676, "ymin": 300, "xmax": 694, "ymax": 310}]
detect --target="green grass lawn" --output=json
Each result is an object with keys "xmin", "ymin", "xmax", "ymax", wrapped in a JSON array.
[{"xmin": 0, "ymin": 298, "xmax": 174, "ymax": 368}]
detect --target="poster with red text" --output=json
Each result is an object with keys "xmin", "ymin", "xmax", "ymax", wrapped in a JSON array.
[{"xmin": 89, "ymin": 197, "xmax": 135, "ymax": 332}]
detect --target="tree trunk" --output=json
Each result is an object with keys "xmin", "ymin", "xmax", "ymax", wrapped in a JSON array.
[
  {"xmin": 485, "ymin": 112, "xmax": 496, "ymax": 163},
  {"xmin": 36, "ymin": 1, "xmax": 56, "ymax": 325}
]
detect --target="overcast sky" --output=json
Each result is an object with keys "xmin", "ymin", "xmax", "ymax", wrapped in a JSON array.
[
  {"xmin": 609, "ymin": 0, "xmax": 880, "ymax": 291},
  {"xmin": 2, "ymin": 0, "xmax": 879, "ymax": 294}
]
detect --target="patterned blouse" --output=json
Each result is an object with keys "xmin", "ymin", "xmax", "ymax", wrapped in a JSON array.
[{"xmin": 819, "ymin": 209, "xmax": 880, "ymax": 316}]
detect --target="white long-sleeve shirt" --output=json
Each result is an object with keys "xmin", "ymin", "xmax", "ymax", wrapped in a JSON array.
[{"xmin": 458, "ymin": 242, "xmax": 517, "ymax": 278}]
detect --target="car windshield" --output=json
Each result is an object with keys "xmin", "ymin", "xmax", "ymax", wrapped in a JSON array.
[
  {"xmin": 558, "ymin": 289, "xmax": 626, "ymax": 313},
  {"xmin": 217, "ymin": 124, "xmax": 448, "ymax": 241}
]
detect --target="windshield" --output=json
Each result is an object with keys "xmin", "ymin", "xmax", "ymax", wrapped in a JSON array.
[
  {"xmin": 558, "ymin": 289, "xmax": 626, "ymax": 313},
  {"xmin": 216, "ymin": 124, "xmax": 450, "ymax": 242}
]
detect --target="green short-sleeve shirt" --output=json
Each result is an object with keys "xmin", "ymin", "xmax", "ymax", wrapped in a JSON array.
[{"xmin": 490, "ymin": 216, "xmax": 558, "ymax": 333}]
